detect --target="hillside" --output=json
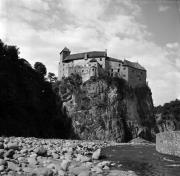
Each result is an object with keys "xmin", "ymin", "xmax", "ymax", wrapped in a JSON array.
[
  {"xmin": 0, "ymin": 40, "xmax": 70, "ymax": 138},
  {"xmin": 59, "ymin": 74, "xmax": 155, "ymax": 142},
  {"xmin": 154, "ymin": 99, "xmax": 180, "ymax": 132}
]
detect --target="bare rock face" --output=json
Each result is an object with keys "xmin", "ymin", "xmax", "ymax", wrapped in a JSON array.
[{"xmin": 60, "ymin": 76, "xmax": 155, "ymax": 142}]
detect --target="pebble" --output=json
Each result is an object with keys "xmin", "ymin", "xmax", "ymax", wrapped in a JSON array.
[
  {"xmin": 0, "ymin": 137, "xmax": 138, "ymax": 176},
  {"xmin": 61, "ymin": 160, "xmax": 70, "ymax": 171},
  {"xmin": 0, "ymin": 165, "xmax": 5, "ymax": 172},
  {"xmin": 92, "ymin": 148, "xmax": 101, "ymax": 160}
]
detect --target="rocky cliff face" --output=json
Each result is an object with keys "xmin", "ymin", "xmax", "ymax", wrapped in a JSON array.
[
  {"xmin": 154, "ymin": 100, "xmax": 180, "ymax": 133},
  {"xmin": 59, "ymin": 74, "xmax": 155, "ymax": 142}
]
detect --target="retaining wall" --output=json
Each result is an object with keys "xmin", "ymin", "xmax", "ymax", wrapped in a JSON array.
[{"xmin": 156, "ymin": 131, "xmax": 180, "ymax": 157}]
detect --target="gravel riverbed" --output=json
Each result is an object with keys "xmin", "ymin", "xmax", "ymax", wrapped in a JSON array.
[{"xmin": 0, "ymin": 137, "xmax": 137, "ymax": 176}]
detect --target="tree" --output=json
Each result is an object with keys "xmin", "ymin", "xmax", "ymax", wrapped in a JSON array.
[
  {"xmin": 48, "ymin": 72, "xmax": 57, "ymax": 83},
  {"xmin": 34, "ymin": 62, "xmax": 47, "ymax": 77}
]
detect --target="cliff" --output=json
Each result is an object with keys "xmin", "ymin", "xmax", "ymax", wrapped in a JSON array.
[
  {"xmin": 59, "ymin": 74, "xmax": 155, "ymax": 142},
  {"xmin": 154, "ymin": 99, "xmax": 180, "ymax": 132}
]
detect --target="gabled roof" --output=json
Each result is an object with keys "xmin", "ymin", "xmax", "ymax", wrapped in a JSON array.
[
  {"xmin": 60, "ymin": 47, "xmax": 70, "ymax": 54},
  {"xmin": 63, "ymin": 51, "xmax": 106, "ymax": 62},
  {"xmin": 123, "ymin": 60, "xmax": 146, "ymax": 71},
  {"xmin": 106, "ymin": 57, "xmax": 123, "ymax": 63}
]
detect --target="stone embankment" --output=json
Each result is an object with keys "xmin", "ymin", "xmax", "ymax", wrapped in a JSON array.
[
  {"xmin": 156, "ymin": 131, "xmax": 180, "ymax": 157},
  {"xmin": 0, "ymin": 137, "xmax": 137, "ymax": 176}
]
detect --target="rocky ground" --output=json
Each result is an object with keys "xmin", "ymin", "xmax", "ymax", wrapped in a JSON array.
[{"xmin": 0, "ymin": 137, "xmax": 138, "ymax": 176}]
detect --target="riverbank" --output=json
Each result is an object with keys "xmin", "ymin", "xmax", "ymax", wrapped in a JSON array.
[
  {"xmin": 0, "ymin": 137, "xmax": 138, "ymax": 176},
  {"xmin": 0, "ymin": 137, "xmax": 179, "ymax": 176}
]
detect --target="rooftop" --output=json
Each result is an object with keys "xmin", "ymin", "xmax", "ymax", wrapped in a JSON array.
[
  {"xmin": 63, "ymin": 51, "xmax": 106, "ymax": 62},
  {"xmin": 123, "ymin": 60, "xmax": 146, "ymax": 71}
]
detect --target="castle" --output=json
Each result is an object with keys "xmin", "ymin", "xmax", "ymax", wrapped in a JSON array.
[{"xmin": 58, "ymin": 47, "xmax": 146, "ymax": 87}]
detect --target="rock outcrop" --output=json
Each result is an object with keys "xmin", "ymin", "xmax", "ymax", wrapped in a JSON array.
[
  {"xmin": 60, "ymin": 74, "xmax": 155, "ymax": 142},
  {"xmin": 154, "ymin": 99, "xmax": 180, "ymax": 133}
]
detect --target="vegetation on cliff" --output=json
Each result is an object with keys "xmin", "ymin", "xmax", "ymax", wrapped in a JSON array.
[
  {"xmin": 154, "ymin": 99, "xmax": 180, "ymax": 132},
  {"xmin": 60, "ymin": 74, "xmax": 155, "ymax": 142},
  {"xmin": 0, "ymin": 40, "xmax": 70, "ymax": 138}
]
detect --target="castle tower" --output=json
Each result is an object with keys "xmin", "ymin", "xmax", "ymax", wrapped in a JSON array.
[{"xmin": 58, "ymin": 47, "xmax": 71, "ymax": 80}]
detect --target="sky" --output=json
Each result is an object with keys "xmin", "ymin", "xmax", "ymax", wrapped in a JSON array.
[{"xmin": 0, "ymin": 0, "xmax": 180, "ymax": 106}]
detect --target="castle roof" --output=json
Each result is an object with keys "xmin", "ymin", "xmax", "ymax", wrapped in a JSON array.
[
  {"xmin": 60, "ymin": 47, "xmax": 70, "ymax": 54},
  {"xmin": 106, "ymin": 57, "xmax": 123, "ymax": 63},
  {"xmin": 123, "ymin": 60, "xmax": 146, "ymax": 71},
  {"xmin": 63, "ymin": 51, "xmax": 106, "ymax": 62}
]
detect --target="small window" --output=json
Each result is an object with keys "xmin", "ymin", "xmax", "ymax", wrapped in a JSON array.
[
  {"xmin": 119, "ymin": 64, "xmax": 121, "ymax": 67},
  {"xmin": 123, "ymin": 67, "xmax": 126, "ymax": 70},
  {"xmin": 82, "ymin": 70, "xmax": 84, "ymax": 72},
  {"xmin": 123, "ymin": 74, "xmax": 126, "ymax": 77},
  {"xmin": 100, "ymin": 58, "xmax": 102, "ymax": 61},
  {"xmin": 92, "ymin": 68, "xmax": 94, "ymax": 71},
  {"xmin": 100, "ymin": 65, "xmax": 102, "ymax": 68},
  {"xmin": 111, "ymin": 69, "xmax": 113, "ymax": 72},
  {"xmin": 118, "ymin": 69, "xmax": 120, "ymax": 72}
]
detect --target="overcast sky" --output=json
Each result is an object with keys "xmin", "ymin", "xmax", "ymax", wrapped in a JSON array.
[{"xmin": 0, "ymin": 0, "xmax": 180, "ymax": 106}]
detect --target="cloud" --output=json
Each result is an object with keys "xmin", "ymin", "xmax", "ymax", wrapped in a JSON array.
[
  {"xmin": 0, "ymin": 0, "xmax": 179, "ymax": 105},
  {"xmin": 166, "ymin": 42, "xmax": 179, "ymax": 49},
  {"xmin": 158, "ymin": 5, "xmax": 169, "ymax": 12}
]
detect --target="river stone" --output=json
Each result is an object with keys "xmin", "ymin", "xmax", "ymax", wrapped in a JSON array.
[
  {"xmin": 34, "ymin": 146, "xmax": 47, "ymax": 156},
  {"xmin": 92, "ymin": 149, "xmax": 101, "ymax": 160},
  {"xmin": 0, "ymin": 150, "xmax": 4, "ymax": 158},
  {"xmin": 58, "ymin": 169, "xmax": 66, "ymax": 176},
  {"xmin": 32, "ymin": 167, "xmax": 54, "ymax": 176},
  {"xmin": 7, "ymin": 142, "xmax": 19, "ymax": 150},
  {"xmin": 69, "ymin": 166, "xmax": 89, "ymax": 175},
  {"xmin": 27, "ymin": 157, "xmax": 38, "ymax": 165},
  {"xmin": 0, "ymin": 159, "xmax": 7, "ymax": 166},
  {"xmin": 78, "ymin": 170, "xmax": 90, "ymax": 176},
  {"xmin": 5, "ymin": 149, "xmax": 15, "ymax": 158},
  {"xmin": 0, "ymin": 165, "xmax": 5, "ymax": 172},
  {"xmin": 61, "ymin": 160, "xmax": 70, "ymax": 171},
  {"xmin": 0, "ymin": 142, "xmax": 4, "ymax": 149},
  {"xmin": 91, "ymin": 166, "xmax": 103, "ymax": 173}
]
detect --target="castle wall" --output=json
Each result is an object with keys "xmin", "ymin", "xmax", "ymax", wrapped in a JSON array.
[
  {"xmin": 58, "ymin": 49, "xmax": 146, "ymax": 87},
  {"xmin": 120, "ymin": 65, "xmax": 128, "ymax": 81},
  {"xmin": 96, "ymin": 57, "xmax": 106, "ymax": 69},
  {"xmin": 127, "ymin": 67, "xmax": 146, "ymax": 87},
  {"xmin": 107, "ymin": 61, "xmax": 122, "ymax": 77}
]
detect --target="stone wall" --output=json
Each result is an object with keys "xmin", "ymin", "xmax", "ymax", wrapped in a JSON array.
[{"xmin": 156, "ymin": 131, "xmax": 180, "ymax": 157}]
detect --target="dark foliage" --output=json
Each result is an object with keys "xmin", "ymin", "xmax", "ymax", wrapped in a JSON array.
[
  {"xmin": 154, "ymin": 99, "xmax": 180, "ymax": 121},
  {"xmin": 0, "ymin": 40, "xmax": 71, "ymax": 138}
]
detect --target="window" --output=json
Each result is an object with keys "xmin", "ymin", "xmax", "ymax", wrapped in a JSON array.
[
  {"xmin": 82, "ymin": 70, "xmax": 84, "ymax": 72},
  {"xmin": 100, "ymin": 65, "xmax": 102, "ymax": 68},
  {"xmin": 123, "ymin": 74, "xmax": 126, "ymax": 77},
  {"xmin": 119, "ymin": 64, "xmax": 121, "ymax": 67},
  {"xmin": 111, "ymin": 69, "xmax": 113, "ymax": 72},
  {"xmin": 92, "ymin": 68, "xmax": 94, "ymax": 71},
  {"xmin": 118, "ymin": 69, "xmax": 120, "ymax": 72},
  {"xmin": 100, "ymin": 58, "xmax": 102, "ymax": 61},
  {"xmin": 123, "ymin": 67, "xmax": 126, "ymax": 70}
]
